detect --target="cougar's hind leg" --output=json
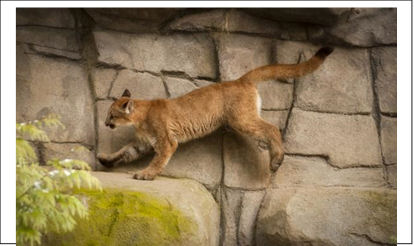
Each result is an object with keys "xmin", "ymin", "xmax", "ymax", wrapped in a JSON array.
[{"xmin": 228, "ymin": 117, "xmax": 284, "ymax": 172}]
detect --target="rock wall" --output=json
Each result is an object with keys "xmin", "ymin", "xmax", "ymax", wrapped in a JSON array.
[{"xmin": 16, "ymin": 8, "xmax": 397, "ymax": 246}]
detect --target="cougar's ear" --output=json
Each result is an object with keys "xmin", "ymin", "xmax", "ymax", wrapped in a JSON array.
[
  {"xmin": 122, "ymin": 89, "xmax": 131, "ymax": 98},
  {"xmin": 121, "ymin": 99, "xmax": 134, "ymax": 114}
]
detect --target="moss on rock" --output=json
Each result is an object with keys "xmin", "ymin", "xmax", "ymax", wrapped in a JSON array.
[{"xmin": 43, "ymin": 188, "xmax": 197, "ymax": 246}]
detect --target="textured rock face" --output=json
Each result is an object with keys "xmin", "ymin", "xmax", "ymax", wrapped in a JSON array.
[
  {"xmin": 220, "ymin": 188, "xmax": 265, "ymax": 246},
  {"xmin": 244, "ymin": 8, "xmax": 351, "ymax": 26},
  {"xmin": 94, "ymin": 31, "xmax": 217, "ymax": 79},
  {"xmin": 215, "ymin": 33, "xmax": 272, "ymax": 81},
  {"xmin": 260, "ymin": 110, "xmax": 289, "ymax": 130},
  {"xmin": 44, "ymin": 172, "xmax": 220, "ymax": 246},
  {"xmin": 296, "ymin": 47, "xmax": 373, "ymax": 113},
  {"xmin": 164, "ymin": 76, "xmax": 198, "ymax": 98},
  {"xmin": 161, "ymin": 131, "xmax": 224, "ymax": 189},
  {"xmin": 284, "ymin": 109, "xmax": 382, "ymax": 167},
  {"xmin": 273, "ymin": 155, "xmax": 386, "ymax": 188},
  {"xmin": 17, "ymin": 8, "xmax": 75, "ymax": 28},
  {"xmin": 223, "ymin": 132, "xmax": 270, "ymax": 190},
  {"xmin": 93, "ymin": 68, "xmax": 117, "ymax": 99},
  {"xmin": 322, "ymin": 8, "xmax": 397, "ymax": 47},
  {"xmin": 16, "ymin": 50, "xmax": 95, "ymax": 146},
  {"xmin": 381, "ymin": 116, "xmax": 397, "ymax": 165},
  {"xmin": 86, "ymin": 8, "xmax": 182, "ymax": 33},
  {"xmin": 109, "ymin": 69, "xmax": 167, "ymax": 100},
  {"xmin": 43, "ymin": 143, "xmax": 97, "ymax": 169},
  {"xmin": 168, "ymin": 9, "xmax": 307, "ymax": 40},
  {"xmin": 256, "ymin": 188, "xmax": 397, "ymax": 246},
  {"xmin": 372, "ymin": 47, "xmax": 397, "ymax": 114}
]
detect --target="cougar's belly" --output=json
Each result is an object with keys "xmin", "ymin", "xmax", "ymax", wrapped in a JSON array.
[{"xmin": 170, "ymin": 117, "xmax": 222, "ymax": 143}]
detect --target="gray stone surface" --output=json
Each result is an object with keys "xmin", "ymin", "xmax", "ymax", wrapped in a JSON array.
[
  {"xmin": 244, "ymin": 8, "xmax": 351, "ymax": 27},
  {"xmin": 215, "ymin": 33, "xmax": 272, "ymax": 81},
  {"xmin": 193, "ymin": 79, "xmax": 216, "ymax": 88},
  {"xmin": 284, "ymin": 109, "xmax": 382, "ymax": 168},
  {"xmin": 321, "ymin": 8, "xmax": 397, "ymax": 47},
  {"xmin": 162, "ymin": 131, "xmax": 224, "ymax": 189},
  {"xmin": 16, "ymin": 8, "xmax": 75, "ymax": 28},
  {"xmin": 386, "ymin": 165, "xmax": 397, "ymax": 188},
  {"xmin": 372, "ymin": 47, "xmax": 397, "ymax": 114},
  {"xmin": 16, "ymin": 51, "xmax": 95, "ymax": 145},
  {"xmin": 223, "ymin": 132, "xmax": 271, "ymax": 190},
  {"xmin": 93, "ymin": 68, "xmax": 117, "ymax": 99},
  {"xmin": 238, "ymin": 191, "xmax": 265, "ymax": 246},
  {"xmin": 168, "ymin": 9, "xmax": 226, "ymax": 32},
  {"xmin": 96, "ymin": 100, "xmax": 137, "ymax": 156},
  {"xmin": 86, "ymin": 9, "xmax": 182, "ymax": 33},
  {"xmin": 29, "ymin": 45, "xmax": 81, "ymax": 60},
  {"xmin": 260, "ymin": 110, "xmax": 289, "ymax": 130},
  {"xmin": 43, "ymin": 143, "xmax": 96, "ymax": 169},
  {"xmin": 109, "ymin": 132, "xmax": 224, "ymax": 189},
  {"xmin": 256, "ymin": 188, "xmax": 397, "ymax": 246},
  {"xmin": 381, "ymin": 116, "xmax": 397, "ymax": 165},
  {"xmin": 273, "ymin": 155, "xmax": 386, "ymax": 188},
  {"xmin": 94, "ymin": 31, "xmax": 217, "ymax": 79},
  {"xmin": 93, "ymin": 172, "xmax": 220, "ymax": 246},
  {"xmin": 257, "ymin": 82, "xmax": 293, "ymax": 110},
  {"xmin": 168, "ymin": 9, "xmax": 306, "ymax": 40},
  {"xmin": 110, "ymin": 70, "xmax": 167, "ymax": 100},
  {"xmin": 164, "ymin": 76, "xmax": 198, "ymax": 98},
  {"xmin": 221, "ymin": 188, "xmax": 243, "ymax": 246},
  {"xmin": 17, "ymin": 26, "xmax": 79, "ymax": 53},
  {"xmin": 296, "ymin": 47, "xmax": 373, "ymax": 113}
]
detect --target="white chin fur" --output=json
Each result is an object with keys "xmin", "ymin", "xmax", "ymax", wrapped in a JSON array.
[{"xmin": 256, "ymin": 91, "xmax": 262, "ymax": 115}]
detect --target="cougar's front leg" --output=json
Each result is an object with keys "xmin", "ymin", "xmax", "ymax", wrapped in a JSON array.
[
  {"xmin": 97, "ymin": 143, "xmax": 151, "ymax": 168},
  {"xmin": 133, "ymin": 138, "xmax": 178, "ymax": 180}
]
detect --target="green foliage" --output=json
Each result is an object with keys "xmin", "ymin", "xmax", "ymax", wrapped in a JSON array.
[{"xmin": 16, "ymin": 115, "xmax": 101, "ymax": 246}]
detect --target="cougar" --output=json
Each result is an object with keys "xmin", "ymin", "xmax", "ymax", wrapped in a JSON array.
[{"xmin": 97, "ymin": 47, "xmax": 334, "ymax": 180}]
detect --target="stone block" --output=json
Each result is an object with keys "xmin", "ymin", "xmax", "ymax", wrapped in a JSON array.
[
  {"xmin": 381, "ymin": 116, "xmax": 397, "ymax": 164},
  {"xmin": 256, "ymin": 188, "xmax": 397, "ymax": 246},
  {"xmin": 43, "ymin": 143, "xmax": 96, "ymax": 169},
  {"xmin": 260, "ymin": 110, "xmax": 289, "ymax": 130},
  {"xmin": 273, "ymin": 155, "xmax": 386, "ymax": 188},
  {"xmin": 284, "ymin": 109, "xmax": 382, "ymax": 168},
  {"xmin": 372, "ymin": 47, "xmax": 397, "ymax": 114},
  {"xmin": 93, "ymin": 68, "xmax": 117, "ymax": 99},
  {"xmin": 16, "ymin": 52, "xmax": 94, "ymax": 145},
  {"xmin": 164, "ymin": 76, "xmax": 198, "ymax": 98},
  {"xmin": 295, "ymin": 47, "xmax": 373, "ymax": 113},
  {"xmin": 223, "ymin": 132, "xmax": 270, "ymax": 190},
  {"xmin": 44, "ymin": 172, "xmax": 220, "ymax": 246},
  {"xmin": 94, "ymin": 31, "xmax": 217, "ymax": 79},
  {"xmin": 109, "ymin": 70, "xmax": 167, "ymax": 100},
  {"xmin": 17, "ymin": 8, "xmax": 75, "ymax": 28},
  {"xmin": 215, "ymin": 33, "xmax": 271, "ymax": 81}
]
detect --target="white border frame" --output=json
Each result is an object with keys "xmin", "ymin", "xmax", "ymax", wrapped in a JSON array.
[{"xmin": 2, "ymin": 1, "xmax": 412, "ymax": 244}]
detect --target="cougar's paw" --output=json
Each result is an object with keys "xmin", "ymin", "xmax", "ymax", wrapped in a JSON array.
[
  {"xmin": 270, "ymin": 153, "xmax": 284, "ymax": 172},
  {"xmin": 97, "ymin": 153, "xmax": 114, "ymax": 168},
  {"xmin": 132, "ymin": 170, "xmax": 157, "ymax": 180}
]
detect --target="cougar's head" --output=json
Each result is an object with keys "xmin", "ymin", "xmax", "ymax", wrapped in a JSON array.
[{"xmin": 105, "ymin": 89, "xmax": 135, "ymax": 129}]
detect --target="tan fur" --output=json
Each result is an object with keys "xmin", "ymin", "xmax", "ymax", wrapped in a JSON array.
[{"xmin": 97, "ymin": 47, "xmax": 333, "ymax": 180}]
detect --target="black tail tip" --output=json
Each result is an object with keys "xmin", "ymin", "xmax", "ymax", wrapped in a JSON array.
[{"xmin": 315, "ymin": 47, "xmax": 334, "ymax": 58}]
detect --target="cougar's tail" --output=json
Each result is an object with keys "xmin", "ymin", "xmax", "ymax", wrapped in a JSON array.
[{"xmin": 239, "ymin": 47, "xmax": 334, "ymax": 84}]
